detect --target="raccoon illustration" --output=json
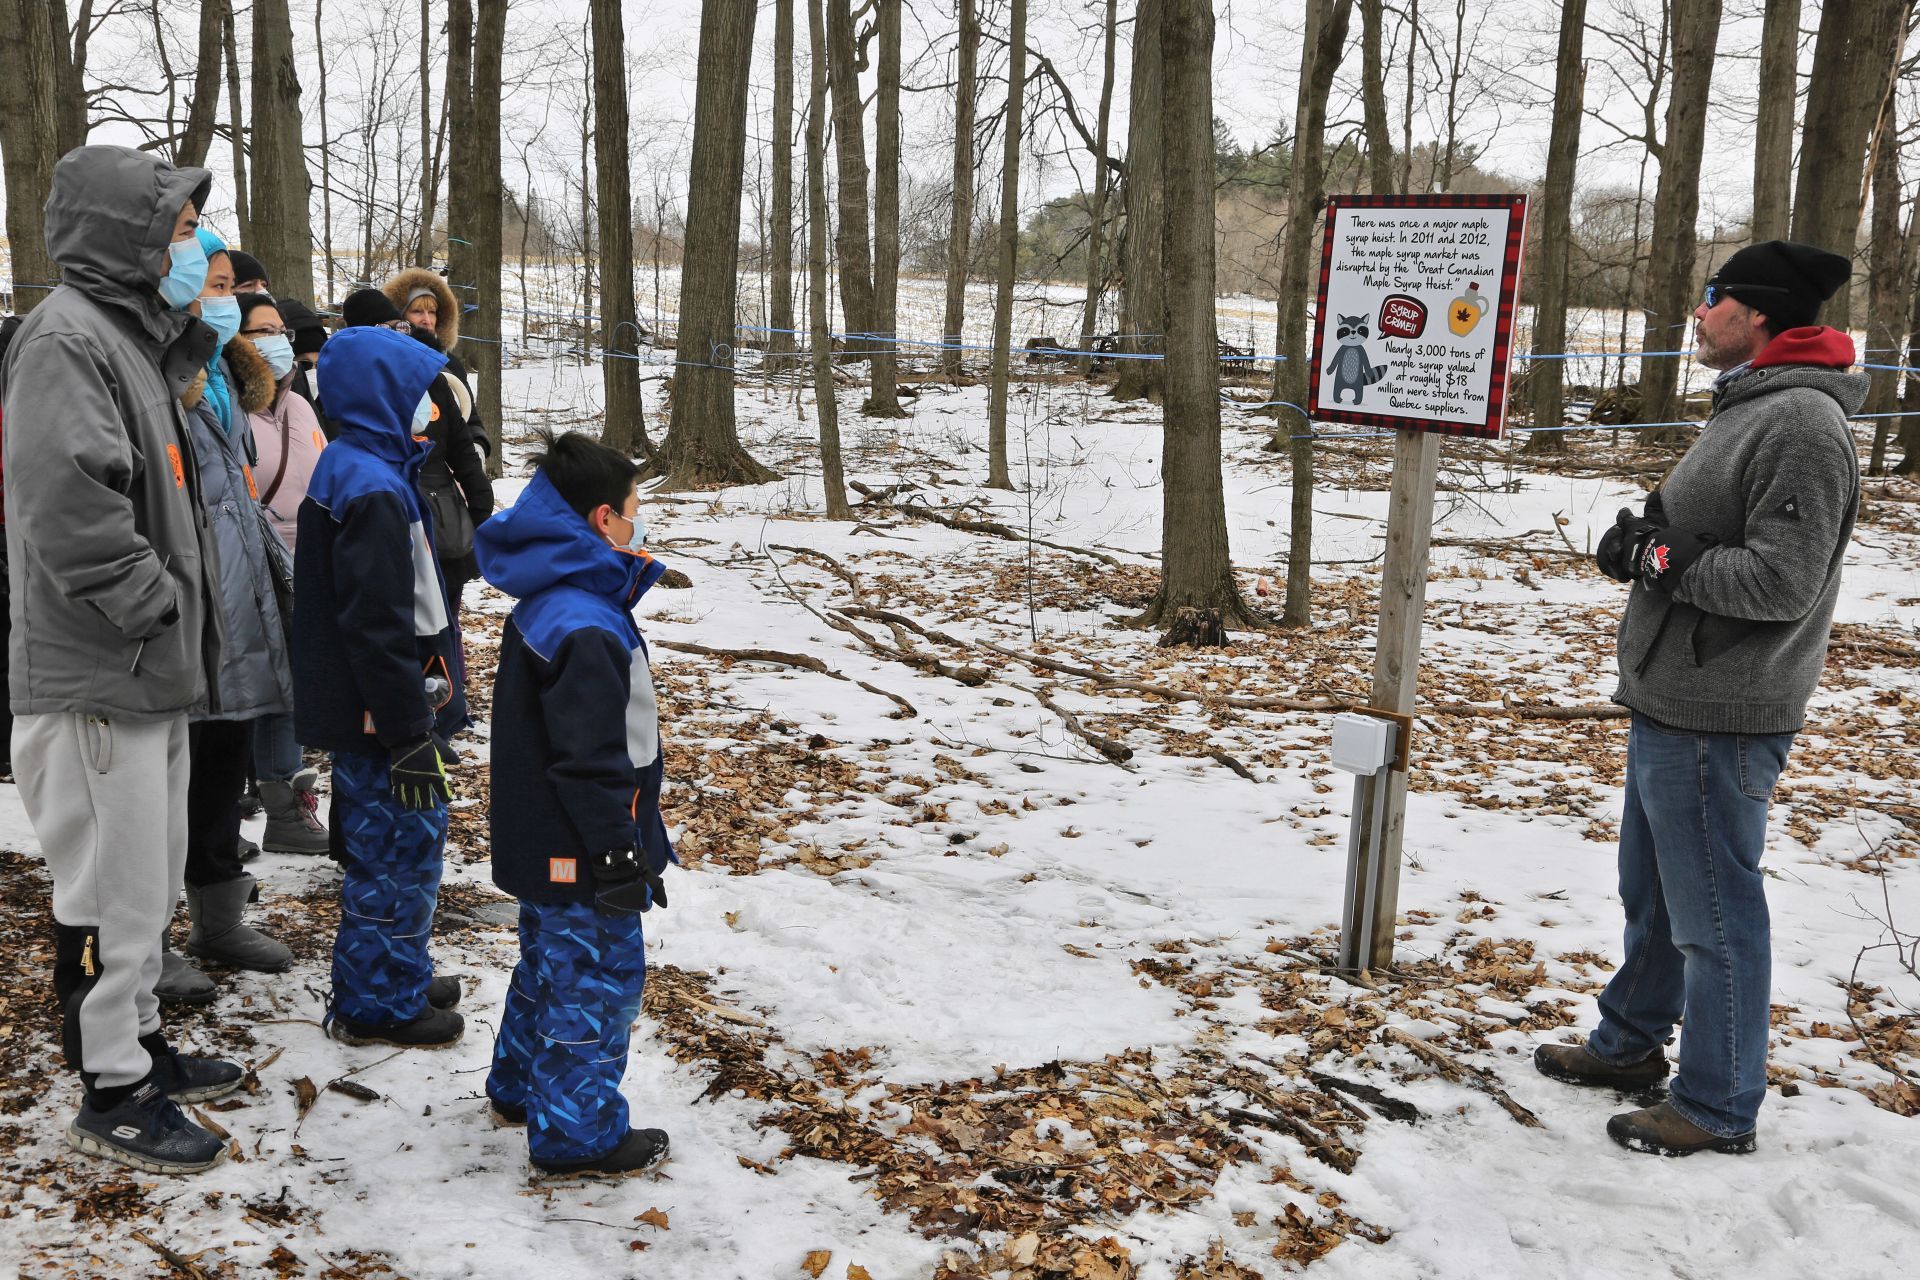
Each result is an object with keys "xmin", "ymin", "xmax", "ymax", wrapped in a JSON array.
[{"xmin": 1328, "ymin": 313, "xmax": 1389, "ymax": 405}]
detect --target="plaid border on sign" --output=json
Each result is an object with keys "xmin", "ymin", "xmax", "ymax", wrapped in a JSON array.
[{"xmin": 1306, "ymin": 193, "xmax": 1529, "ymax": 441}]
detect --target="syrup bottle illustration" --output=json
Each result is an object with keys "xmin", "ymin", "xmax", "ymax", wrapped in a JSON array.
[{"xmin": 1448, "ymin": 281, "xmax": 1488, "ymax": 337}]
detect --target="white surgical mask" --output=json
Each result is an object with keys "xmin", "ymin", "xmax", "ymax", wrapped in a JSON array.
[
  {"xmin": 254, "ymin": 334, "xmax": 295, "ymax": 379},
  {"xmin": 411, "ymin": 391, "xmax": 434, "ymax": 434},
  {"xmin": 159, "ymin": 237, "xmax": 208, "ymax": 310}
]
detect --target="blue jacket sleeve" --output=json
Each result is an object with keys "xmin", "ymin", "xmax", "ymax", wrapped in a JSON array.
[
  {"xmin": 334, "ymin": 490, "xmax": 434, "ymax": 745},
  {"xmin": 539, "ymin": 627, "xmax": 639, "ymax": 854}
]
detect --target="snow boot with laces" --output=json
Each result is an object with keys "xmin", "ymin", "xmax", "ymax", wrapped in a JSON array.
[{"xmin": 260, "ymin": 769, "xmax": 330, "ymax": 855}]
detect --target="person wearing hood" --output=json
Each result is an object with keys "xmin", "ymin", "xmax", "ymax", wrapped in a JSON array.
[
  {"xmin": 476, "ymin": 430, "xmax": 673, "ymax": 1178},
  {"xmin": 380, "ymin": 269, "xmax": 495, "ymax": 612},
  {"xmin": 236, "ymin": 292, "xmax": 330, "ymax": 856},
  {"xmin": 293, "ymin": 324, "xmax": 470, "ymax": 1050},
  {"xmin": 163, "ymin": 232, "xmax": 297, "ymax": 991},
  {"xmin": 275, "ymin": 297, "xmax": 329, "ymax": 416},
  {"xmin": 0, "ymin": 145, "xmax": 238, "ymax": 1175},
  {"xmin": 1537, "ymin": 241, "xmax": 1865, "ymax": 1157}
]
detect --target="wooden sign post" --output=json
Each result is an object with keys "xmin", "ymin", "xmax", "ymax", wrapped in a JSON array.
[{"xmin": 1308, "ymin": 193, "xmax": 1529, "ymax": 974}]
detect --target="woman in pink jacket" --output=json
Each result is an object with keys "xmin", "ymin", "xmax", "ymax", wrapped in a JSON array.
[{"xmin": 238, "ymin": 293, "xmax": 331, "ymax": 854}]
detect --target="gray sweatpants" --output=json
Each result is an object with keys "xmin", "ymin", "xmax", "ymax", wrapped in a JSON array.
[{"xmin": 14, "ymin": 712, "xmax": 189, "ymax": 1089}]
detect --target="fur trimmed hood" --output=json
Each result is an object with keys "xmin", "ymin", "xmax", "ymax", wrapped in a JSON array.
[
  {"xmin": 224, "ymin": 335, "xmax": 277, "ymax": 415},
  {"xmin": 382, "ymin": 267, "xmax": 460, "ymax": 350}
]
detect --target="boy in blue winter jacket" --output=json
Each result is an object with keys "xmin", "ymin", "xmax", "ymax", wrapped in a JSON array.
[
  {"xmin": 292, "ymin": 325, "xmax": 470, "ymax": 1049},
  {"xmin": 475, "ymin": 430, "xmax": 674, "ymax": 1177}
]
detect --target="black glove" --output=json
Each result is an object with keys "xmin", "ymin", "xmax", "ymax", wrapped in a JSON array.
[
  {"xmin": 1633, "ymin": 525, "xmax": 1717, "ymax": 593},
  {"xmin": 389, "ymin": 735, "xmax": 452, "ymax": 809},
  {"xmin": 593, "ymin": 847, "xmax": 668, "ymax": 913},
  {"xmin": 1596, "ymin": 507, "xmax": 1656, "ymax": 582}
]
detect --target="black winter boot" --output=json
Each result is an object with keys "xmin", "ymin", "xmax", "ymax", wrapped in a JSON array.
[
  {"xmin": 140, "ymin": 1032, "xmax": 244, "ymax": 1103},
  {"xmin": 327, "ymin": 1004, "xmax": 464, "ymax": 1049},
  {"xmin": 427, "ymin": 974, "xmax": 462, "ymax": 1009},
  {"xmin": 531, "ymin": 1127, "xmax": 670, "ymax": 1177}
]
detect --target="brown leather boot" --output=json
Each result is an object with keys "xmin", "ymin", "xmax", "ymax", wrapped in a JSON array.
[
  {"xmin": 1533, "ymin": 1041, "xmax": 1670, "ymax": 1089},
  {"xmin": 1608, "ymin": 1102, "xmax": 1756, "ymax": 1156}
]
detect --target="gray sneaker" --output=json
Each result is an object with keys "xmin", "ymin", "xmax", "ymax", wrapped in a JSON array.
[{"xmin": 68, "ymin": 1080, "xmax": 228, "ymax": 1174}]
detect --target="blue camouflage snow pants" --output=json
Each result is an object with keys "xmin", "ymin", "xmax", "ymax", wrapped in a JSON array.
[
  {"xmin": 329, "ymin": 749, "xmax": 449, "ymax": 1025},
  {"xmin": 486, "ymin": 900, "xmax": 648, "ymax": 1164}
]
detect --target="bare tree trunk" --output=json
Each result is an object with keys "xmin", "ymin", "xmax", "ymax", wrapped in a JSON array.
[
  {"xmin": 1360, "ymin": 0, "xmax": 1394, "ymax": 194},
  {"xmin": 1272, "ymin": 0, "xmax": 1353, "ymax": 629},
  {"xmin": 578, "ymin": 27, "xmax": 594, "ymax": 347},
  {"xmin": 1751, "ymin": 0, "xmax": 1799, "ymax": 240},
  {"xmin": 593, "ymin": 0, "xmax": 645, "ymax": 456},
  {"xmin": 1897, "ymin": 268, "xmax": 1920, "ymax": 473},
  {"xmin": 1865, "ymin": 107, "xmax": 1909, "ymax": 475},
  {"xmin": 1136, "ymin": 0, "xmax": 1258, "ymax": 638},
  {"xmin": 984, "ymin": 0, "xmax": 1026, "ymax": 491},
  {"xmin": 176, "ymin": 0, "xmax": 225, "ymax": 168},
  {"xmin": 1400, "ymin": 0, "xmax": 1417, "ymax": 193},
  {"xmin": 0, "ymin": 0, "xmax": 63, "ymax": 313},
  {"xmin": 1438, "ymin": 0, "xmax": 1466, "ymax": 192},
  {"xmin": 249, "ymin": 0, "xmax": 316, "ymax": 299},
  {"xmin": 1521, "ymin": 0, "xmax": 1586, "ymax": 457},
  {"xmin": 1791, "ymin": 0, "xmax": 1910, "ymax": 330},
  {"xmin": 769, "ymin": 0, "xmax": 797, "ymax": 371},
  {"xmin": 1114, "ymin": 0, "xmax": 1165, "ymax": 403},
  {"xmin": 864, "ymin": 0, "xmax": 907, "ymax": 415},
  {"xmin": 1634, "ymin": 0, "xmax": 1720, "ymax": 440},
  {"xmin": 316, "ymin": 0, "xmax": 335, "ymax": 302},
  {"xmin": 415, "ymin": 0, "xmax": 433, "ymax": 265},
  {"xmin": 222, "ymin": 1, "xmax": 250, "ymax": 243},
  {"xmin": 940, "ymin": 0, "xmax": 980, "ymax": 380},
  {"xmin": 807, "ymin": 0, "xmax": 851, "ymax": 516},
  {"xmin": 447, "ymin": 0, "xmax": 507, "ymax": 473},
  {"xmin": 48, "ymin": 0, "xmax": 87, "ymax": 154},
  {"xmin": 660, "ymin": 0, "xmax": 777, "ymax": 487},
  {"xmin": 826, "ymin": 0, "xmax": 875, "ymax": 350},
  {"xmin": 1077, "ymin": 0, "xmax": 1118, "ymax": 379}
]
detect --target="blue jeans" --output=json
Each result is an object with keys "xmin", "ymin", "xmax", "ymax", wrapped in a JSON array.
[
  {"xmin": 487, "ymin": 900, "xmax": 647, "ymax": 1164},
  {"xmin": 252, "ymin": 712, "xmax": 301, "ymax": 782},
  {"xmin": 328, "ymin": 750, "xmax": 448, "ymax": 1025},
  {"xmin": 1588, "ymin": 713, "xmax": 1793, "ymax": 1137}
]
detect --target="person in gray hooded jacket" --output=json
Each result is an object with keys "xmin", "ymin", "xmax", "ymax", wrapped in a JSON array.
[
  {"xmin": 1534, "ymin": 240, "xmax": 1864, "ymax": 1158},
  {"xmin": 0, "ymin": 146, "xmax": 242, "ymax": 1175}
]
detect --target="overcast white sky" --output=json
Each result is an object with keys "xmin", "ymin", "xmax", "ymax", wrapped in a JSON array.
[{"xmin": 0, "ymin": 1, "xmax": 1860, "ymax": 274}]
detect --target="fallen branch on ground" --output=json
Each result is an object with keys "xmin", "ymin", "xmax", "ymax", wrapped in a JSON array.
[
  {"xmin": 1383, "ymin": 1026, "xmax": 1542, "ymax": 1127},
  {"xmin": 1035, "ymin": 685, "xmax": 1135, "ymax": 764}
]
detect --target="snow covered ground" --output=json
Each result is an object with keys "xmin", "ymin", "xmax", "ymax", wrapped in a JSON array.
[{"xmin": 2, "ymin": 359, "xmax": 1917, "ymax": 1280}]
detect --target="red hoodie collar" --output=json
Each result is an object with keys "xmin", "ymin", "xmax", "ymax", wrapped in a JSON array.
[{"xmin": 1747, "ymin": 325, "xmax": 1856, "ymax": 371}]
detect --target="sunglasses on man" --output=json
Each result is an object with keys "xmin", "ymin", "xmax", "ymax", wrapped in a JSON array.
[{"xmin": 1702, "ymin": 282, "xmax": 1789, "ymax": 309}]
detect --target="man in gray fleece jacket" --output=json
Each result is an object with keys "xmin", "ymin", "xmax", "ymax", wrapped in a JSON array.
[
  {"xmin": 0, "ymin": 147, "xmax": 243, "ymax": 1174},
  {"xmin": 1534, "ymin": 240, "xmax": 1864, "ymax": 1156}
]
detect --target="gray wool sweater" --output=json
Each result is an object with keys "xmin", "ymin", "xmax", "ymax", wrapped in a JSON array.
[{"xmin": 1612, "ymin": 360, "xmax": 1866, "ymax": 734}]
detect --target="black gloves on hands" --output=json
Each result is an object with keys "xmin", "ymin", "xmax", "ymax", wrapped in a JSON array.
[
  {"xmin": 1595, "ymin": 492, "xmax": 1714, "ymax": 592},
  {"xmin": 593, "ymin": 847, "xmax": 669, "ymax": 914},
  {"xmin": 1596, "ymin": 507, "xmax": 1658, "ymax": 583},
  {"xmin": 390, "ymin": 735, "xmax": 453, "ymax": 809},
  {"xmin": 1634, "ymin": 525, "xmax": 1717, "ymax": 593}
]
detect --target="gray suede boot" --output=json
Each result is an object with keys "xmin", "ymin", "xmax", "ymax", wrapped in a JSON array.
[
  {"xmin": 155, "ymin": 940, "xmax": 218, "ymax": 1005},
  {"xmin": 260, "ymin": 775, "xmax": 329, "ymax": 855},
  {"xmin": 184, "ymin": 875, "xmax": 293, "ymax": 972}
]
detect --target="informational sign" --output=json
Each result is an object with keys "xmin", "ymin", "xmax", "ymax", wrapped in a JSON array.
[{"xmin": 1308, "ymin": 193, "xmax": 1528, "ymax": 440}]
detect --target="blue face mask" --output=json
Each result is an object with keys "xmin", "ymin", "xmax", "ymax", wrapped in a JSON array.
[
  {"xmin": 614, "ymin": 509, "xmax": 646, "ymax": 553},
  {"xmin": 199, "ymin": 295, "xmax": 242, "ymax": 347},
  {"xmin": 254, "ymin": 334, "xmax": 295, "ymax": 380},
  {"xmin": 159, "ymin": 237, "xmax": 208, "ymax": 310},
  {"xmin": 411, "ymin": 392, "xmax": 434, "ymax": 434}
]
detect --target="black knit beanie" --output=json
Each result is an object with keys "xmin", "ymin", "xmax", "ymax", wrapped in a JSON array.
[
  {"xmin": 276, "ymin": 297, "xmax": 329, "ymax": 356},
  {"xmin": 226, "ymin": 250, "xmax": 269, "ymax": 288},
  {"xmin": 1707, "ymin": 240, "xmax": 1852, "ymax": 329},
  {"xmin": 341, "ymin": 287, "xmax": 402, "ymax": 328}
]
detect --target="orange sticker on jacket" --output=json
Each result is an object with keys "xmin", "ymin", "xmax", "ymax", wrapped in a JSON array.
[
  {"xmin": 166, "ymin": 444, "xmax": 185, "ymax": 488},
  {"xmin": 244, "ymin": 463, "xmax": 258, "ymax": 500},
  {"xmin": 549, "ymin": 858, "xmax": 578, "ymax": 884},
  {"xmin": 312, "ymin": 430, "xmax": 326, "ymax": 450}
]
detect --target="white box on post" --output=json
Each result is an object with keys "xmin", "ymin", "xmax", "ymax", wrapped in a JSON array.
[{"xmin": 1330, "ymin": 712, "xmax": 1397, "ymax": 775}]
